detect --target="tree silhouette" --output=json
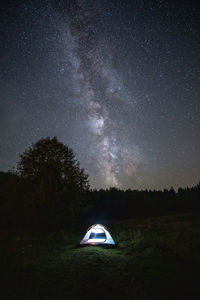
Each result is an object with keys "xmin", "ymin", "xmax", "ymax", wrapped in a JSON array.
[
  {"xmin": 17, "ymin": 137, "xmax": 90, "ymax": 225},
  {"xmin": 0, "ymin": 137, "xmax": 200, "ymax": 229}
]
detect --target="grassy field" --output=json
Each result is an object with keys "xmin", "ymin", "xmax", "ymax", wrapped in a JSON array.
[{"xmin": 1, "ymin": 212, "xmax": 200, "ymax": 300}]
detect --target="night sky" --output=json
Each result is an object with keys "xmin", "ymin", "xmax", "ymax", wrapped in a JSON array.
[{"xmin": 1, "ymin": 0, "xmax": 200, "ymax": 190}]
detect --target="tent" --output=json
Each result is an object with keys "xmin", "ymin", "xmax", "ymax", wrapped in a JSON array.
[{"xmin": 80, "ymin": 224, "xmax": 115, "ymax": 246}]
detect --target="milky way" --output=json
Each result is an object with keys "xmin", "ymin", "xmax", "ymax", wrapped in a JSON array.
[{"xmin": 1, "ymin": 0, "xmax": 200, "ymax": 189}]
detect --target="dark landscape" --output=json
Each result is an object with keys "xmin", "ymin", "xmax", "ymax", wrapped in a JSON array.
[
  {"xmin": 1, "ymin": 213, "xmax": 200, "ymax": 300},
  {"xmin": 0, "ymin": 137, "xmax": 200, "ymax": 299}
]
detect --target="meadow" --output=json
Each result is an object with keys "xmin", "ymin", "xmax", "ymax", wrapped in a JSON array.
[{"xmin": 1, "ymin": 212, "xmax": 200, "ymax": 300}]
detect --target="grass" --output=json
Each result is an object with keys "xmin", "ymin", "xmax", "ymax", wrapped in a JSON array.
[{"xmin": 0, "ymin": 212, "xmax": 200, "ymax": 299}]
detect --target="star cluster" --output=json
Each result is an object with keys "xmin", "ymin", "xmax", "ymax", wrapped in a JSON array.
[{"xmin": 0, "ymin": 0, "xmax": 200, "ymax": 189}]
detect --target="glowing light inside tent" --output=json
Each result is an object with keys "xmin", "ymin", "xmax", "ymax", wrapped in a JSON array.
[
  {"xmin": 80, "ymin": 224, "xmax": 115, "ymax": 246},
  {"xmin": 92, "ymin": 228, "xmax": 104, "ymax": 233},
  {"xmin": 87, "ymin": 238, "xmax": 106, "ymax": 243}
]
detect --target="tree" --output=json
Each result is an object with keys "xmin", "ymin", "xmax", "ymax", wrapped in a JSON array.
[
  {"xmin": 0, "ymin": 171, "xmax": 22, "ymax": 226},
  {"xmin": 17, "ymin": 137, "xmax": 90, "ymax": 225}
]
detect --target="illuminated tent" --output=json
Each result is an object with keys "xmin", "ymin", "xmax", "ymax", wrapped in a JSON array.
[{"xmin": 80, "ymin": 224, "xmax": 115, "ymax": 246}]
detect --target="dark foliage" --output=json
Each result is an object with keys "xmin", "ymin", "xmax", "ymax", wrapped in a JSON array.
[
  {"xmin": 0, "ymin": 137, "xmax": 200, "ymax": 229},
  {"xmin": 0, "ymin": 137, "xmax": 90, "ymax": 228},
  {"xmin": 89, "ymin": 184, "xmax": 200, "ymax": 220}
]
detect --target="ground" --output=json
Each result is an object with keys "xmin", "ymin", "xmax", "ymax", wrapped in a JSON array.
[{"xmin": 1, "ymin": 213, "xmax": 200, "ymax": 300}]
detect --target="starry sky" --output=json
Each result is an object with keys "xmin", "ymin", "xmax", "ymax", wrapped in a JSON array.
[{"xmin": 1, "ymin": 0, "xmax": 200, "ymax": 190}]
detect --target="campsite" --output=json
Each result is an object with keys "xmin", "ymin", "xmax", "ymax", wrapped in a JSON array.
[
  {"xmin": 0, "ymin": 138, "xmax": 200, "ymax": 299},
  {"xmin": 1, "ymin": 212, "xmax": 200, "ymax": 300}
]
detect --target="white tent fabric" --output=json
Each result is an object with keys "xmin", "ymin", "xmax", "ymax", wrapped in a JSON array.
[{"xmin": 80, "ymin": 224, "xmax": 115, "ymax": 246}]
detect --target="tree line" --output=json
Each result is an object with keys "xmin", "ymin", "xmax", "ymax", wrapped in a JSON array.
[
  {"xmin": 0, "ymin": 137, "xmax": 200, "ymax": 228},
  {"xmin": 89, "ymin": 185, "xmax": 200, "ymax": 220}
]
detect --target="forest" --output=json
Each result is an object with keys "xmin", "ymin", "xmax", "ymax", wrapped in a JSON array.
[{"xmin": 1, "ymin": 137, "xmax": 200, "ymax": 229}]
